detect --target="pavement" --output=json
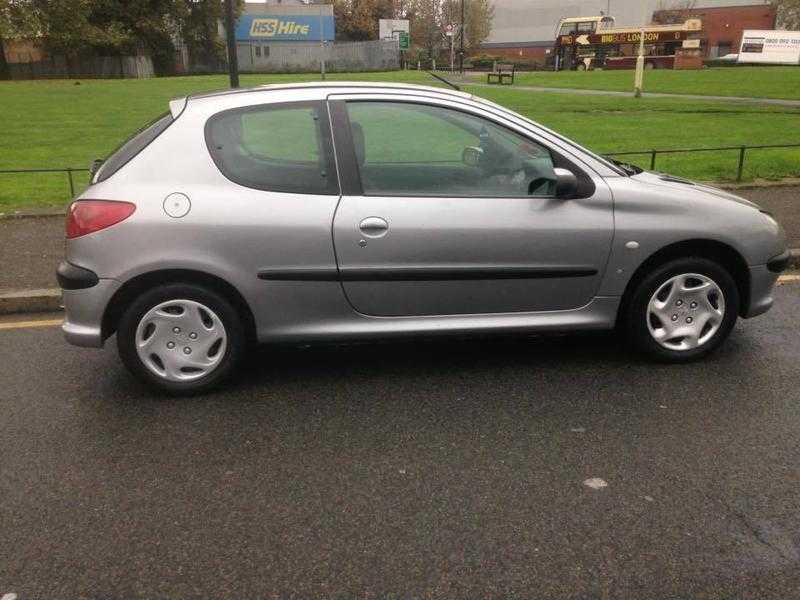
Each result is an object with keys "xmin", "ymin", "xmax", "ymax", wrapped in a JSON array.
[
  {"xmin": 1, "ymin": 282, "xmax": 799, "ymax": 597},
  {"xmin": 0, "ymin": 214, "xmax": 63, "ymax": 293},
  {"xmin": 465, "ymin": 78, "xmax": 800, "ymax": 107}
]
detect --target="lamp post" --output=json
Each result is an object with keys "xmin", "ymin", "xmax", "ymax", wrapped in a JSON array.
[{"xmin": 633, "ymin": 25, "xmax": 645, "ymax": 97}]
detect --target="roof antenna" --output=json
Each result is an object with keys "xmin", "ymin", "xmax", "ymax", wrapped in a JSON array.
[{"xmin": 426, "ymin": 70, "xmax": 461, "ymax": 91}]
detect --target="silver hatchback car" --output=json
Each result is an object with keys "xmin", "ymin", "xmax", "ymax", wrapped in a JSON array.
[{"xmin": 58, "ymin": 82, "xmax": 788, "ymax": 393}]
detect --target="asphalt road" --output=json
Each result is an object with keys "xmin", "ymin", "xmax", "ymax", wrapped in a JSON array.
[{"xmin": 1, "ymin": 284, "xmax": 799, "ymax": 598}]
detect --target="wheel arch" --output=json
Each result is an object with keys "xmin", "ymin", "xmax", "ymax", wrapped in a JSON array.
[
  {"xmin": 617, "ymin": 239, "xmax": 751, "ymax": 324},
  {"xmin": 102, "ymin": 269, "xmax": 257, "ymax": 343}
]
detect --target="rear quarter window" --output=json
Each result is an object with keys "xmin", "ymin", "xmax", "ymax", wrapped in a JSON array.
[
  {"xmin": 94, "ymin": 112, "xmax": 174, "ymax": 183},
  {"xmin": 204, "ymin": 101, "xmax": 338, "ymax": 195}
]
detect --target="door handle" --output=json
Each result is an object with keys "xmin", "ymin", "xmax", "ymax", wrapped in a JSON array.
[{"xmin": 358, "ymin": 216, "xmax": 389, "ymax": 238}]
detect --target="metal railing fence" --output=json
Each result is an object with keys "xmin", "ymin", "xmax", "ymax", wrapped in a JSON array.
[
  {"xmin": 603, "ymin": 143, "xmax": 800, "ymax": 182},
  {"xmin": 1, "ymin": 142, "xmax": 799, "ymax": 202},
  {"xmin": 0, "ymin": 167, "xmax": 88, "ymax": 198}
]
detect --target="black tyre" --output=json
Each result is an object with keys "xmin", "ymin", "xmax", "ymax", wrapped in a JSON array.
[
  {"xmin": 624, "ymin": 257, "xmax": 739, "ymax": 362},
  {"xmin": 117, "ymin": 283, "xmax": 245, "ymax": 394}
]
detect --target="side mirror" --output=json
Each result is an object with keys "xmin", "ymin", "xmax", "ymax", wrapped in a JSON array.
[
  {"xmin": 553, "ymin": 167, "xmax": 578, "ymax": 198},
  {"xmin": 462, "ymin": 146, "xmax": 483, "ymax": 168}
]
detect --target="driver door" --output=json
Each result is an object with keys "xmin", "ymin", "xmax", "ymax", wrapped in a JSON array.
[{"xmin": 329, "ymin": 96, "xmax": 614, "ymax": 317}]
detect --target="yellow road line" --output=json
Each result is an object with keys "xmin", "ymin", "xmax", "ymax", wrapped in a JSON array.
[{"xmin": 0, "ymin": 318, "xmax": 62, "ymax": 331}]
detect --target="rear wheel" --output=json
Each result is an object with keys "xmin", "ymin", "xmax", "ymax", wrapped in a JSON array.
[
  {"xmin": 624, "ymin": 258, "xmax": 739, "ymax": 362},
  {"xmin": 117, "ymin": 283, "xmax": 245, "ymax": 394}
]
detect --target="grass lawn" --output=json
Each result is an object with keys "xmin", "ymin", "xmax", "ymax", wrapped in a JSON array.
[
  {"xmin": 466, "ymin": 85, "xmax": 800, "ymax": 183},
  {"xmin": 1, "ymin": 68, "xmax": 799, "ymax": 211},
  {"xmin": 502, "ymin": 67, "xmax": 800, "ymax": 101}
]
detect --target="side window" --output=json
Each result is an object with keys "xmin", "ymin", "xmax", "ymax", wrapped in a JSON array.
[
  {"xmin": 205, "ymin": 101, "xmax": 337, "ymax": 195},
  {"xmin": 577, "ymin": 21, "xmax": 595, "ymax": 32},
  {"xmin": 559, "ymin": 23, "xmax": 577, "ymax": 35},
  {"xmin": 345, "ymin": 101, "xmax": 557, "ymax": 198}
]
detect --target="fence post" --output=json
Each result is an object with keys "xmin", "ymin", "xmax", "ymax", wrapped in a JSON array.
[
  {"xmin": 650, "ymin": 149, "xmax": 657, "ymax": 170},
  {"xmin": 67, "ymin": 169, "xmax": 75, "ymax": 197},
  {"xmin": 737, "ymin": 146, "xmax": 746, "ymax": 182}
]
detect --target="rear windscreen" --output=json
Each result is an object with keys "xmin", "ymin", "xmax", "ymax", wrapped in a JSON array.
[{"xmin": 94, "ymin": 112, "xmax": 173, "ymax": 183}]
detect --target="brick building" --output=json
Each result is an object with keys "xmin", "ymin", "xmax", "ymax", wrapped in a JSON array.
[
  {"xmin": 475, "ymin": 41, "xmax": 553, "ymax": 64},
  {"xmin": 480, "ymin": 0, "xmax": 776, "ymax": 65},
  {"xmin": 653, "ymin": 3, "xmax": 777, "ymax": 57}
]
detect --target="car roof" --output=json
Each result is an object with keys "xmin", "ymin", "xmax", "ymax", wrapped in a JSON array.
[{"xmin": 184, "ymin": 80, "xmax": 472, "ymax": 103}]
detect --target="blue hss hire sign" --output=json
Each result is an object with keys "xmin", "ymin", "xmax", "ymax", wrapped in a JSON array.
[{"xmin": 236, "ymin": 14, "xmax": 335, "ymax": 42}]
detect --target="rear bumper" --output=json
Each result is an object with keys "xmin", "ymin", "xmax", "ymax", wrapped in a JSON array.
[
  {"xmin": 56, "ymin": 260, "xmax": 99, "ymax": 290},
  {"xmin": 61, "ymin": 279, "xmax": 120, "ymax": 348}
]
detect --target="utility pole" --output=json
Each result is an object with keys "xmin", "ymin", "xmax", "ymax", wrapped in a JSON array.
[
  {"xmin": 224, "ymin": 0, "xmax": 239, "ymax": 88},
  {"xmin": 459, "ymin": 0, "xmax": 465, "ymax": 73}
]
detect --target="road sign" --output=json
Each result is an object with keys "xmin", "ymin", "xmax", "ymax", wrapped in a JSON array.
[
  {"xmin": 445, "ymin": 23, "xmax": 456, "ymax": 37},
  {"xmin": 398, "ymin": 31, "xmax": 410, "ymax": 50}
]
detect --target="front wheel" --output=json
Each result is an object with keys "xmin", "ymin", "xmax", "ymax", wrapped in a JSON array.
[
  {"xmin": 117, "ymin": 283, "xmax": 245, "ymax": 394},
  {"xmin": 624, "ymin": 258, "xmax": 739, "ymax": 362}
]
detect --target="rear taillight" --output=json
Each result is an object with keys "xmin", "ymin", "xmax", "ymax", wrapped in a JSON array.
[{"xmin": 66, "ymin": 200, "xmax": 136, "ymax": 239}]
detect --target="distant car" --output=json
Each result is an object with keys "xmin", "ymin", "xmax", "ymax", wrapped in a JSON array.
[{"xmin": 58, "ymin": 83, "xmax": 788, "ymax": 393}]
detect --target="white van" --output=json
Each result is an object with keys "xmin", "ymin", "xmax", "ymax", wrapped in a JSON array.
[{"xmin": 737, "ymin": 30, "xmax": 800, "ymax": 65}]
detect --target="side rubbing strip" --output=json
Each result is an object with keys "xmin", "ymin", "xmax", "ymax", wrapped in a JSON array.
[
  {"xmin": 258, "ymin": 266, "xmax": 597, "ymax": 281},
  {"xmin": 258, "ymin": 267, "xmax": 339, "ymax": 281}
]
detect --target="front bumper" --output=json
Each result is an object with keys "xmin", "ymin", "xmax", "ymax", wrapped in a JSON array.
[
  {"xmin": 744, "ymin": 262, "xmax": 782, "ymax": 319},
  {"xmin": 766, "ymin": 249, "xmax": 791, "ymax": 274},
  {"xmin": 62, "ymin": 279, "xmax": 120, "ymax": 348}
]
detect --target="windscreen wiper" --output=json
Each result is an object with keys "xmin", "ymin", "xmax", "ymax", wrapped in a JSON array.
[{"xmin": 426, "ymin": 71, "xmax": 461, "ymax": 91}]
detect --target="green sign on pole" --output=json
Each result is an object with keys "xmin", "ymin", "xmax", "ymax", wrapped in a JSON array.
[{"xmin": 398, "ymin": 31, "xmax": 410, "ymax": 50}]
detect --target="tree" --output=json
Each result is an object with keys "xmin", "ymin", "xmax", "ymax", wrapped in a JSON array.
[
  {"xmin": 653, "ymin": 0, "xmax": 697, "ymax": 25},
  {"xmin": 772, "ymin": 0, "xmax": 800, "ymax": 29},
  {"xmin": 405, "ymin": 0, "xmax": 440, "ymax": 61},
  {"xmin": 0, "ymin": 0, "xmax": 246, "ymax": 75},
  {"xmin": 455, "ymin": 0, "xmax": 493, "ymax": 52},
  {"xmin": 334, "ymin": 0, "xmax": 397, "ymax": 41},
  {"xmin": 403, "ymin": 0, "xmax": 492, "ymax": 63},
  {"xmin": 176, "ymin": 0, "xmax": 228, "ymax": 70}
]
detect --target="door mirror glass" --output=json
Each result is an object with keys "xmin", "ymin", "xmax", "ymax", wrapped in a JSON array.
[
  {"xmin": 554, "ymin": 167, "xmax": 578, "ymax": 198},
  {"xmin": 462, "ymin": 146, "xmax": 483, "ymax": 168}
]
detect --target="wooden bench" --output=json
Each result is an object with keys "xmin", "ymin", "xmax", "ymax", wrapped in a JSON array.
[{"xmin": 487, "ymin": 63, "xmax": 515, "ymax": 85}]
